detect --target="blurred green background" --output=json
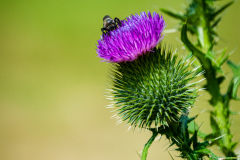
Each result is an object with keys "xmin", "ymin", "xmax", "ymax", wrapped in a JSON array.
[{"xmin": 0, "ymin": 0, "xmax": 239, "ymax": 159}]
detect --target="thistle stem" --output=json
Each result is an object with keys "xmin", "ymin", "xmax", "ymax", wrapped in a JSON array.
[
  {"xmin": 197, "ymin": 1, "xmax": 213, "ymax": 53},
  {"xmin": 199, "ymin": 4, "xmax": 235, "ymax": 156},
  {"xmin": 183, "ymin": 1, "xmax": 236, "ymax": 156},
  {"xmin": 141, "ymin": 131, "xmax": 158, "ymax": 160}
]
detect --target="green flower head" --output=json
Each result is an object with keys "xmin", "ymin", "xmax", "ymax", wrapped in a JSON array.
[{"xmin": 107, "ymin": 46, "xmax": 202, "ymax": 129}]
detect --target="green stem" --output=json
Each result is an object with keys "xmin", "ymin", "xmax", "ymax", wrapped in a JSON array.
[
  {"xmin": 197, "ymin": 1, "xmax": 213, "ymax": 53},
  {"xmin": 141, "ymin": 131, "xmax": 158, "ymax": 160},
  {"xmin": 213, "ymin": 95, "xmax": 236, "ymax": 156},
  {"xmin": 199, "ymin": 1, "xmax": 235, "ymax": 156},
  {"xmin": 181, "ymin": 1, "xmax": 236, "ymax": 156}
]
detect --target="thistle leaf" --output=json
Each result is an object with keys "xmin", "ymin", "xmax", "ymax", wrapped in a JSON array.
[
  {"xmin": 206, "ymin": 50, "xmax": 222, "ymax": 73},
  {"xmin": 181, "ymin": 23, "xmax": 205, "ymax": 59},
  {"xmin": 167, "ymin": 150, "xmax": 175, "ymax": 160},
  {"xmin": 187, "ymin": 114, "xmax": 199, "ymax": 123},
  {"xmin": 204, "ymin": 133, "xmax": 215, "ymax": 141},
  {"xmin": 180, "ymin": 113, "xmax": 189, "ymax": 143},
  {"xmin": 196, "ymin": 148, "xmax": 219, "ymax": 160},
  {"xmin": 227, "ymin": 60, "xmax": 240, "ymax": 100},
  {"xmin": 210, "ymin": 1, "xmax": 234, "ymax": 20},
  {"xmin": 217, "ymin": 48, "xmax": 228, "ymax": 66},
  {"xmin": 210, "ymin": 114, "xmax": 220, "ymax": 136},
  {"xmin": 188, "ymin": 121, "xmax": 207, "ymax": 139},
  {"xmin": 230, "ymin": 111, "xmax": 240, "ymax": 115},
  {"xmin": 192, "ymin": 129, "xmax": 198, "ymax": 150},
  {"xmin": 160, "ymin": 8, "xmax": 185, "ymax": 21},
  {"xmin": 212, "ymin": 17, "xmax": 222, "ymax": 28},
  {"xmin": 231, "ymin": 142, "xmax": 238, "ymax": 151}
]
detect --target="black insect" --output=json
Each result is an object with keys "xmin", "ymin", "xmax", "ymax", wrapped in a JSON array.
[{"xmin": 101, "ymin": 15, "xmax": 122, "ymax": 37}]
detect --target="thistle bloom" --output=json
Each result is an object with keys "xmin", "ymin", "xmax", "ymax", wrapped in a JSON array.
[
  {"xmin": 97, "ymin": 11, "xmax": 200, "ymax": 130},
  {"xmin": 96, "ymin": 11, "xmax": 165, "ymax": 63}
]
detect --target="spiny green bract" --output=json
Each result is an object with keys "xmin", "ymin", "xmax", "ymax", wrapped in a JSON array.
[{"xmin": 109, "ymin": 46, "xmax": 201, "ymax": 129}]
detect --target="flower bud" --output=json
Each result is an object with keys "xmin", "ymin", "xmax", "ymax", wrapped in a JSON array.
[{"xmin": 109, "ymin": 47, "xmax": 201, "ymax": 129}]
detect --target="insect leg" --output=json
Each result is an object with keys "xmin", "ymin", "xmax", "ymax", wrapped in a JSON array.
[
  {"xmin": 114, "ymin": 17, "xmax": 122, "ymax": 27},
  {"xmin": 101, "ymin": 28, "xmax": 107, "ymax": 37}
]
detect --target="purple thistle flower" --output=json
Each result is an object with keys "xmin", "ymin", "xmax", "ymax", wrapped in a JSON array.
[{"xmin": 96, "ymin": 11, "xmax": 165, "ymax": 63}]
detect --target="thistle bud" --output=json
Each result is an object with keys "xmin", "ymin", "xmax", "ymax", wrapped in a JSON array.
[{"xmin": 109, "ymin": 47, "xmax": 200, "ymax": 129}]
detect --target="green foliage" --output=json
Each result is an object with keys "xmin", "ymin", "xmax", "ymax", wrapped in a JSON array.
[
  {"xmin": 104, "ymin": 0, "xmax": 239, "ymax": 159},
  {"xmin": 161, "ymin": 0, "xmax": 239, "ymax": 158},
  {"xmin": 146, "ymin": 112, "xmax": 220, "ymax": 160},
  {"xmin": 109, "ymin": 46, "xmax": 201, "ymax": 129},
  {"xmin": 188, "ymin": 120, "xmax": 207, "ymax": 139},
  {"xmin": 141, "ymin": 131, "xmax": 158, "ymax": 160},
  {"xmin": 161, "ymin": 0, "xmax": 234, "ymax": 40},
  {"xmin": 227, "ymin": 60, "xmax": 240, "ymax": 100}
]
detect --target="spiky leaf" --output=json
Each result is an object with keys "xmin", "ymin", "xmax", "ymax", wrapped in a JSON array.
[
  {"xmin": 227, "ymin": 60, "xmax": 240, "ymax": 100},
  {"xmin": 210, "ymin": 1, "xmax": 234, "ymax": 20},
  {"xmin": 160, "ymin": 8, "xmax": 185, "ymax": 21}
]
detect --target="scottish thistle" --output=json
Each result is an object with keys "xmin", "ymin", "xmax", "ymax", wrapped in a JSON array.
[{"xmin": 96, "ymin": 7, "xmax": 239, "ymax": 159}]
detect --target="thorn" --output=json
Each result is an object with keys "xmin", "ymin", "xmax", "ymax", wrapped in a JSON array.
[
  {"xmin": 155, "ymin": 135, "xmax": 162, "ymax": 141},
  {"xmin": 190, "ymin": 58, "xmax": 196, "ymax": 65},
  {"xmin": 136, "ymin": 151, "xmax": 142, "ymax": 159},
  {"xmin": 192, "ymin": 65, "xmax": 202, "ymax": 71},
  {"xmin": 196, "ymin": 70, "xmax": 205, "ymax": 76},
  {"xmin": 197, "ymin": 93, "xmax": 205, "ymax": 97},
  {"xmin": 197, "ymin": 78, "xmax": 206, "ymax": 83},
  {"xmin": 106, "ymin": 104, "xmax": 114, "ymax": 108},
  {"xmin": 198, "ymin": 88, "xmax": 206, "ymax": 91},
  {"xmin": 116, "ymin": 119, "xmax": 122, "ymax": 125},
  {"xmin": 110, "ymin": 114, "xmax": 117, "ymax": 118},
  {"xmin": 214, "ymin": 134, "xmax": 226, "ymax": 141},
  {"xmin": 128, "ymin": 125, "xmax": 132, "ymax": 131},
  {"xmin": 201, "ymin": 108, "xmax": 207, "ymax": 114},
  {"xmin": 164, "ymin": 28, "xmax": 178, "ymax": 33}
]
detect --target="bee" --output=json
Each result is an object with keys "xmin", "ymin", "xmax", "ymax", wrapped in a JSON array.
[{"xmin": 101, "ymin": 15, "xmax": 122, "ymax": 37}]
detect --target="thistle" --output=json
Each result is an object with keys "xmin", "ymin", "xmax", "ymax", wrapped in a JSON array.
[{"xmin": 96, "ymin": 11, "xmax": 220, "ymax": 160}]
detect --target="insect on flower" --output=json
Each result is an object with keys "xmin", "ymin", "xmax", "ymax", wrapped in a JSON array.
[
  {"xmin": 101, "ymin": 15, "xmax": 122, "ymax": 37},
  {"xmin": 96, "ymin": 12, "xmax": 165, "ymax": 63}
]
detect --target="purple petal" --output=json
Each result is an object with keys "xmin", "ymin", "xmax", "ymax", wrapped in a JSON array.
[{"xmin": 96, "ymin": 11, "xmax": 166, "ymax": 63}]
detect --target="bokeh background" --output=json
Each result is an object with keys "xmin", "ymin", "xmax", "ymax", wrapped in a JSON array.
[{"xmin": 0, "ymin": 0, "xmax": 240, "ymax": 159}]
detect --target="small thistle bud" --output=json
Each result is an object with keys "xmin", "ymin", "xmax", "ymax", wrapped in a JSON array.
[{"xmin": 109, "ymin": 47, "xmax": 201, "ymax": 129}]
